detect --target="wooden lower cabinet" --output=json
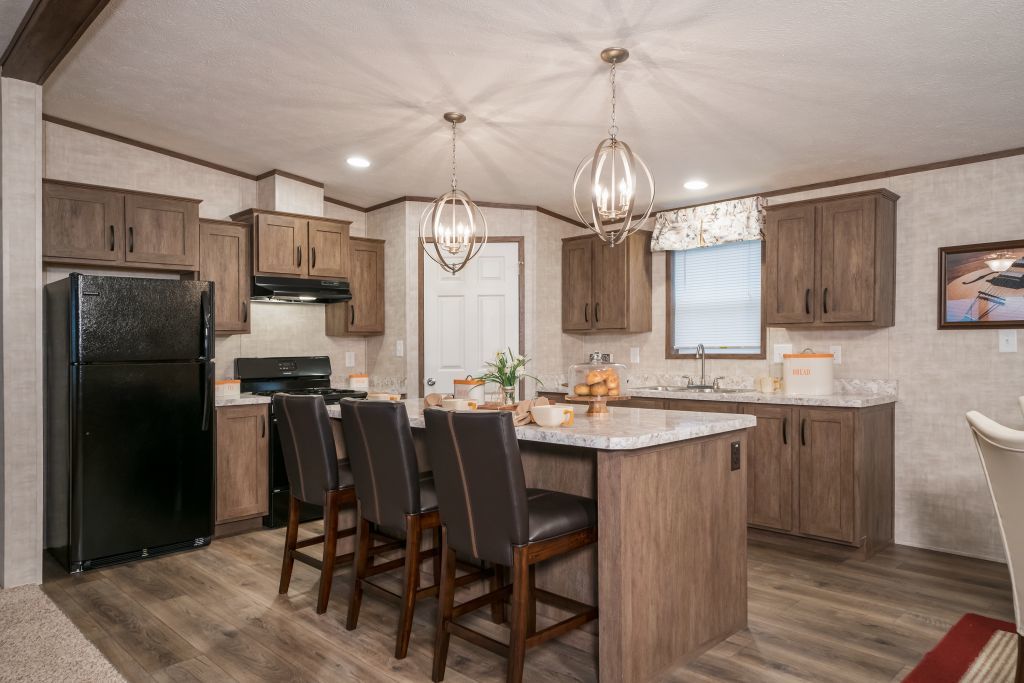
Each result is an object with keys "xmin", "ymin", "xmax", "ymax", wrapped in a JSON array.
[
  {"xmin": 665, "ymin": 399, "xmax": 739, "ymax": 413},
  {"xmin": 743, "ymin": 404, "xmax": 795, "ymax": 533},
  {"xmin": 215, "ymin": 404, "xmax": 269, "ymax": 525},
  {"xmin": 796, "ymin": 407, "xmax": 855, "ymax": 542}
]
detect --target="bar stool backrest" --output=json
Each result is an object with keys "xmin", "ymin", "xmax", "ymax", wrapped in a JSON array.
[
  {"xmin": 274, "ymin": 394, "xmax": 339, "ymax": 504},
  {"xmin": 423, "ymin": 409, "xmax": 528, "ymax": 567},
  {"xmin": 339, "ymin": 399, "xmax": 422, "ymax": 530},
  {"xmin": 966, "ymin": 408, "xmax": 1024, "ymax": 635}
]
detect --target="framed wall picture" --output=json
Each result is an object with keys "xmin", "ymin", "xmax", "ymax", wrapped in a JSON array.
[{"xmin": 938, "ymin": 239, "xmax": 1024, "ymax": 329}]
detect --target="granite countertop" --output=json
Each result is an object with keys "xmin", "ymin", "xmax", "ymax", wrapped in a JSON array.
[
  {"xmin": 325, "ymin": 399, "xmax": 755, "ymax": 451},
  {"xmin": 542, "ymin": 383, "xmax": 897, "ymax": 409},
  {"xmin": 215, "ymin": 393, "xmax": 271, "ymax": 407}
]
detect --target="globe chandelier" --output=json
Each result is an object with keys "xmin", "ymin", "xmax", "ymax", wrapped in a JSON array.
[
  {"xmin": 419, "ymin": 112, "xmax": 488, "ymax": 274},
  {"xmin": 572, "ymin": 47, "xmax": 655, "ymax": 246}
]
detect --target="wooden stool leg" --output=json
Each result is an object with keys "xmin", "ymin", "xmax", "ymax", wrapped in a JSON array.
[
  {"xmin": 527, "ymin": 565, "xmax": 537, "ymax": 636},
  {"xmin": 507, "ymin": 547, "xmax": 529, "ymax": 683},
  {"xmin": 316, "ymin": 491, "xmax": 340, "ymax": 614},
  {"xmin": 278, "ymin": 496, "xmax": 300, "ymax": 594},
  {"xmin": 490, "ymin": 564, "xmax": 507, "ymax": 624},
  {"xmin": 346, "ymin": 508, "xmax": 371, "ymax": 630},
  {"xmin": 395, "ymin": 514, "xmax": 423, "ymax": 659},
  {"xmin": 432, "ymin": 525, "xmax": 442, "ymax": 585},
  {"xmin": 431, "ymin": 530, "xmax": 457, "ymax": 682}
]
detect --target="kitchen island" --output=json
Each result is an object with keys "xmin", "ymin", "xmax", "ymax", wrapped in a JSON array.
[{"xmin": 328, "ymin": 400, "xmax": 756, "ymax": 682}]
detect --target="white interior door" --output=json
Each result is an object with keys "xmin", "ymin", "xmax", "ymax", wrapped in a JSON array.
[{"xmin": 423, "ymin": 242, "xmax": 520, "ymax": 397}]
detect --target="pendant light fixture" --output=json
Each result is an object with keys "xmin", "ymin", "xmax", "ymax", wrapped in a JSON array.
[
  {"xmin": 572, "ymin": 47, "xmax": 655, "ymax": 246},
  {"xmin": 419, "ymin": 112, "xmax": 488, "ymax": 274}
]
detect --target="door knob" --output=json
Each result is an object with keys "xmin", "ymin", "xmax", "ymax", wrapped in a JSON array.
[{"xmin": 426, "ymin": 378, "xmax": 436, "ymax": 387}]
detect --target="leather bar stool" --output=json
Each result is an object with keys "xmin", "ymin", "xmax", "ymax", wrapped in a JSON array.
[
  {"xmin": 424, "ymin": 409, "xmax": 598, "ymax": 683},
  {"xmin": 341, "ymin": 399, "xmax": 485, "ymax": 659},
  {"xmin": 274, "ymin": 394, "xmax": 401, "ymax": 614}
]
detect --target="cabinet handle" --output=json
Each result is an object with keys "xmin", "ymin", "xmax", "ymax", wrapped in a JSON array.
[
  {"xmin": 804, "ymin": 289, "xmax": 811, "ymax": 315},
  {"xmin": 296, "ymin": 245, "xmax": 302, "ymax": 267},
  {"xmin": 350, "ymin": 305, "xmax": 355, "ymax": 326},
  {"xmin": 595, "ymin": 303, "xmax": 600, "ymax": 323},
  {"xmin": 800, "ymin": 418, "xmax": 807, "ymax": 447},
  {"xmin": 311, "ymin": 246, "xmax": 316, "ymax": 269},
  {"xmin": 109, "ymin": 225, "xmax": 115, "ymax": 251},
  {"xmin": 782, "ymin": 417, "xmax": 788, "ymax": 445},
  {"xmin": 584, "ymin": 303, "xmax": 589, "ymax": 323},
  {"xmin": 260, "ymin": 414, "xmax": 266, "ymax": 438},
  {"xmin": 242, "ymin": 301, "xmax": 248, "ymax": 323},
  {"xmin": 128, "ymin": 226, "xmax": 134, "ymax": 253},
  {"xmin": 823, "ymin": 288, "xmax": 829, "ymax": 314}
]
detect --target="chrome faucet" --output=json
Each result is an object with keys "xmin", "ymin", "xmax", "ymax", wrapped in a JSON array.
[{"xmin": 696, "ymin": 343, "xmax": 706, "ymax": 386}]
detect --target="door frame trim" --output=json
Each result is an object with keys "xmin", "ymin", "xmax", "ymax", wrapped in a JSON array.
[{"xmin": 418, "ymin": 237, "xmax": 526, "ymax": 399}]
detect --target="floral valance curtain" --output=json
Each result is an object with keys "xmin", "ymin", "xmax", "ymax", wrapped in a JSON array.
[{"xmin": 651, "ymin": 196, "xmax": 766, "ymax": 251}]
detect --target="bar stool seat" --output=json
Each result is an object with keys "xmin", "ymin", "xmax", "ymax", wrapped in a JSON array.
[
  {"xmin": 418, "ymin": 476, "xmax": 439, "ymax": 513},
  {"xmin": 337, "ymin": 460, "xmax": 355, "ymax": 488},
  {"xmin": 525, "ymin": 489, "xmax": 597, "ymax": 543}
]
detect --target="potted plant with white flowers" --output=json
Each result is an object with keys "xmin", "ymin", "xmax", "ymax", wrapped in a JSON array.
[{"xmin": 475, "ymin": 348, "xmax": 543, "ymax": 405}]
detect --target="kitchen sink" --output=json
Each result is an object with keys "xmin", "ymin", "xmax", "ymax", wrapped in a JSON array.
[{"xmin": 634, "ymin": 385, "xmax": 752, "ymax": 394}]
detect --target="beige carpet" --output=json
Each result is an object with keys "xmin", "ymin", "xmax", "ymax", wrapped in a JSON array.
[{"xmin": 0, "ymin": 584, "xmax": 124, "ymax": 682}]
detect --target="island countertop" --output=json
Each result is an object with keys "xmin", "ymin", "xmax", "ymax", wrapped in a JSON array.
[{"xmin": 325, "ymin": 399, "xmax": 755, "ymax": 451}]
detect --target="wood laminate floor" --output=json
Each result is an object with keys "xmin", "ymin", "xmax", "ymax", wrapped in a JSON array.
[{"xmin": 42, "ymin": 526, "xmax": 1014, "ymax": 682}]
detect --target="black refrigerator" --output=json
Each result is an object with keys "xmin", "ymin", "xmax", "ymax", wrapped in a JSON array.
[{"xmin": 45, "ymin": 273, "xmax": 216, "ymax": 573}]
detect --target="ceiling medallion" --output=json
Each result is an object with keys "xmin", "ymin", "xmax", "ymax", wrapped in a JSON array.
[
  {"xmin": 572, "ymin": 47, "xmax": 655, "ymax": 247},
  {"xmin": 419, "ymin": 112, "xmax": 488, "ymax": 274}
]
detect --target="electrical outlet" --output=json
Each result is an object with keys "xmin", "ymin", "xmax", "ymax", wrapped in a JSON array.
[
  {"xmin": 630, "ymin": 346, "xmax": 640, "ymax": 363},
  {"xmin": 730, "ymin": 442, "xmax": 741, "ymax": 471},
  {"xmin": 396, "ymin": 340, "xmax": 404, "ymax": 357},
  {"xmin": 999, "ymin": 330, "xmax": 1018, "ymax": 353},
  {"xmin": 345, "ymin": 351, "xmax": 356, "ymax": 367},
  {"xmin": 829, "ymin": 345, "xmax": 842, "ymax": 365},
  {"xmin": 772, "ymin": 344, "xmax": 793, "ymax": 364}
]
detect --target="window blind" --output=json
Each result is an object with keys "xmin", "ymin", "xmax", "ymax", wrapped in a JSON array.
[{"xmin": 671, "ymin": 241, "xmax": 762, "ymax": 355}]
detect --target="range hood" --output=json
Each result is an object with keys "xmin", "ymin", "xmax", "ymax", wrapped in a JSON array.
[{"xmin": 251, "ymin": 275, "xmax": 351, "ymax": 303}]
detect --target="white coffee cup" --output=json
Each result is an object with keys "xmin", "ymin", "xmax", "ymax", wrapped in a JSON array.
[
  {"xmin": 531, "ymin": 404, "xmax": 575, "ymax": 428},
  {"xmin": 441, "ymin": 398, "xmax": 477, "ymax": 411}
]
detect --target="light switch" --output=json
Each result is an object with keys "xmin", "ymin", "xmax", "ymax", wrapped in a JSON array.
[
  {"xmin": 999, "ymin": 330, "xmax": 1018, "ymax": 353},
  {"xmin": 772, "ymin": 344, "xmax": 793, "ymax": 364},
  {"xmin": 396, "ymin": 340, "xmax": 404, "ymax": 357},
  {"xmin": 630, "ymin": 346, "xmax": 640, "ymax": 363},
  {"xmin": 345, "ymin": 351, "xmax": 356, "ymax": 367},
  {"xmin": 829, "ymin": 345, "xmax": 842, "ymax": 365}
]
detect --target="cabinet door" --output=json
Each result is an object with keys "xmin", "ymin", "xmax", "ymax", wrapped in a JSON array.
[
  {"xmin": 43, "ymin": 183, "xmax": 123, "ymax": 262},
  {"xmin": 200, "ymin": 222, "xmax": 250, "ymax": 334},
  {"xmin": 664, "ymin": 400, "xmax": 738, "ymax": 413},
  {"xmin": 216, "ymin": 405, "xmax": 269, "ymax": 523},
  {"xmin": 819, "ymin": 196, "xmax": 876, "ymax": 323},
  {"xmin": 124, "ymin": 194, "xmax": 199, "ymax": 268},
  {"xmin": 743, "ymin": 405, "xmax": 795, "ymax": 531},
  {"xmin": 796, "ymin": 407, "xmax": 854, "ymax": 542},
  {"xmin": 327, "ymin": 238, "xmax": 384, "ymax": 335},
  {"xmin": 593, "ymin": 238, "xmax": 629, "ymax": 329},
  {"xmin": 562, "ymin": 237, "xmax": 594, "ymax": 331},
  {"xmin": 307, "ymin": 219, "xmax": 350, "ymax": 279},
  {"xmin": 764, "ymin": 204, "xmax": 816, "ymax": 324},
  {"xmin": 620, "ymin": 397, "xmax": 665, "ymax": 409},
  {"xmin": 256, "ymin": 214, "xmax": 304, "ymax": 276}
]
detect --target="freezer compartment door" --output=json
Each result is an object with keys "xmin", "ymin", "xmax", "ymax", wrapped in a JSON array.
[
  {"xmin": 70, "ymin": 362, "xmax": 214, "ymax": 565},
  {"xmin": 71, "ymin": 274, "xmax": 213, "ymax": 363}
]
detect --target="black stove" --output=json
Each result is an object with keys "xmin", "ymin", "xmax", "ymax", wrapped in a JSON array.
[{"xmin": 235, "ymin": 356, "xmax": 366, "ymax": 527}]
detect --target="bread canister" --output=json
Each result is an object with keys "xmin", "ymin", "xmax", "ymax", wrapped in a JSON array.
[
  {"xmin": 453, "ymin": 378, "xmax": 486, "ymax": 403},
  {"xmin": 782, "ymin": 350, "xmax": 834, "ymax": 396}
]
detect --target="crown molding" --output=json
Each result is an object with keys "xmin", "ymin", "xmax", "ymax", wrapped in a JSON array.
[{"xmin": 1, "ymin": 0, "xmax": 111, "ymax": 84}]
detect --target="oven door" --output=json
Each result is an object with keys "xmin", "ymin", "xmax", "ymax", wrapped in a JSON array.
[{"xmin": 263, "ymin": 409, "xmax": 324, "ymax": 528}]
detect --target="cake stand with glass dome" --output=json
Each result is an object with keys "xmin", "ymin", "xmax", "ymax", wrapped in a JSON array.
[{"xmin": 564, "ymin": 352, "xmax": 629, "ymax": 416}]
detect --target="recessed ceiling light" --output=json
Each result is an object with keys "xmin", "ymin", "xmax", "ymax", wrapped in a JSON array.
[
  {"xmin": 684, "ymin": 179, "xmax": 708, "ymax": 190},
  {"xmin": 346, "ymin": 156, "xmax": 371, "ymax": 168}
]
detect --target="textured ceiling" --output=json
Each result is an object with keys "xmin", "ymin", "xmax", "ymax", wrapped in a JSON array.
[{"xmin": 43, "ymin": 0, "xmax": 1024, "ymax": 213}]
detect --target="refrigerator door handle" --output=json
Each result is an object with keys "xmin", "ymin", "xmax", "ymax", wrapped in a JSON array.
[
  {"xmin": 201, "ymin": 362, "xmax": 213, "ymax": 432},
  {"xmin": 200, "ymin": 289, "xmax": 212, "ymax": 360}
]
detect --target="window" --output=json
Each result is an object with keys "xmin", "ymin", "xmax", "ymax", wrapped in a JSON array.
[{"xmin": 668, "ymin": 241, "xmax": 763, "ymax": 357}]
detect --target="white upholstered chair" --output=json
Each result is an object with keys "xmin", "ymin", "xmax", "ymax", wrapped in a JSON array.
[{"xmin": 966, "ymin": 406, "xmax": 1024, "ymax": 682}]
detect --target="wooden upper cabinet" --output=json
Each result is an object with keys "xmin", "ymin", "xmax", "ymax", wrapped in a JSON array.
[
  {"xmin": 326, "ymin": 237, "xmax": 385, "ymax": 336},
  {"xmin": 764, "ymin": 204, "xmax": 816, "ymax": 325},
  {"xmin": 215, "ymin": 404, "xmax": 269, "ymax": 524},
  {"xmin": 125, "ymin": 194, "xmax": 199, "ymax": 268},
  {"xmin": 255, "ymin": 214, "xmax": 304, "ymax": 276},
  {"xmin": 796, "ymin": 407, "xmax": 855, "ymax": 543},
  {"xmin": 307, "ymin": 219, "xmax": 350, "ymax": 279},
  {"xmin": 764, "ymin": 189, "xmax": 897, "ymax": 329},
  {"xmin": 199, "ymin": 220, "xmax": 250, "ymax": 334},
  {"xmin": 42, "ymin": 180, "xmax": 200, "ymax": 271},
  {"xmin": 562, "ymin": 237, "xmax": 593, "ymax": 331},
  {"xmin": 43, "ymin": 183, "xmax": 123, "ymax": 262},
  {"xmin": 561, "ymin": 231, "xmax": 652, "ymax": 333}
]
